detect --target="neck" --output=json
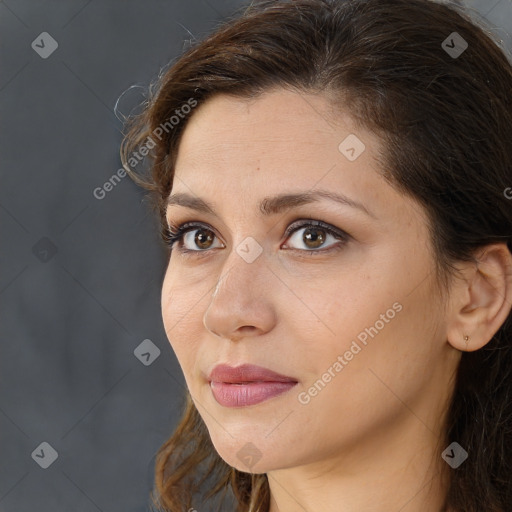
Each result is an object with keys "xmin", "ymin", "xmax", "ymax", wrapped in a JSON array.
[{"xmin": 266, "ymin": 412, "xmax": 451, "ymax": 512}]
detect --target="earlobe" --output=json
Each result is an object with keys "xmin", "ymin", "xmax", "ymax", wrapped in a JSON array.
[
  {"xmin": 462, "ymin": 334, "xmax": 470, "ymax": 351},
  {"xmin": 446, "ymin": 243, "xmax": 512, "ymax": 353}
]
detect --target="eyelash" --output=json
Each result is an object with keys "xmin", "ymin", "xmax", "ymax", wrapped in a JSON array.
[{"xmin": 162, "ymin": 219, "xmax": 350, "ymax": 257}]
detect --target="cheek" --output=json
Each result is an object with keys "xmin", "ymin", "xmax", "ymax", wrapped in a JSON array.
[
  {"xmin": 285, "ymin": 267, "xmax": 396, "ymax": 348},
  {"xmin": 289, "ymin": 252, "xmax": 437, "ymax": 382},
  {"xmin": 291, "ymin": 305, "xmax": 438, "ymax": 451},
  {"xmin": 161, "ymin": 257, "xmax": 214, "ymax": 322},
  {"xmin": 161, "ymin": 266, "xmax": 209, "ymax": 367}
]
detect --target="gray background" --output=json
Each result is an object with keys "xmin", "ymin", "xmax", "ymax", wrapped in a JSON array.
[{"xmin": 1, "ymin": 1, "xmax": 511, "ymax": 511}]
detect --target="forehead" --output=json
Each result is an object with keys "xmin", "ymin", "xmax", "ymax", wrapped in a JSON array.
[
  {"xmin": 168, "ymin": 88, "xmax": 427, "ymax": 231},
  {"xmin": 177, "ymin": 89, "xmax": 358, "ymax": 153},
  {"xmin": 173, "ymin": 89, "xmax": 378, "ymax": 187}
]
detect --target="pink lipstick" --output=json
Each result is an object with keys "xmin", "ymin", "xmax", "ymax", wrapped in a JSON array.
[{"xmin": 208, "ymin": 364, "xmax": 298, "ymax": 407}]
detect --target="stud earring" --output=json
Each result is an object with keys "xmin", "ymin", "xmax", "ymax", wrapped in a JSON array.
[{"xmin": 464, "ymin": 335, "xmax": 469, "ymax": 342}]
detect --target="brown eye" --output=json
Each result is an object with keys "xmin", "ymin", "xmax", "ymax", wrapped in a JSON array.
[
  {"xmin": 283, "ymin": 221, "xmax": 347, "ymax": 252},
  {"xmin": 164, "ymin": 222, "xmax": 224, "ymax": 252},
  {"xmin": 194, "ymin": 228, "xmax": 216, "ymax": 250},
  {"xmin": 165, "ymin": 220, "xmax": 347, "ymax": 256},
  {"xmin": 302, "ymin": 227, "xmax": 327, "ymax": 249}
]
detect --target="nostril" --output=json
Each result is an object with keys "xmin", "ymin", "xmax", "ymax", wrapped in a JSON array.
[{"xmin": 230, "ymin": 326, "xmax": 259, "ymax": 342}]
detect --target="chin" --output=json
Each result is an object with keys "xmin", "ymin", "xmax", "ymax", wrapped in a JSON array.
[{"xmin": 208, "ymin": 428, "xmax": 297, "ymax": 474}]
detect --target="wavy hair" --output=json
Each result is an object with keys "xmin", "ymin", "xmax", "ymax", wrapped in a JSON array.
[{"xmin": 120, "ymin": 1, "xmax": 512, "ymax": 510}]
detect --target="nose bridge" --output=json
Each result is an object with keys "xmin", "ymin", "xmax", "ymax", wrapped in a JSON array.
[
  {"xmin": 203, "ymin": 242, "xmax": 275, "ymax": 338},
  {"xmin": 211, "ymin": 241, "xmax": 266, "ymax": 303}
]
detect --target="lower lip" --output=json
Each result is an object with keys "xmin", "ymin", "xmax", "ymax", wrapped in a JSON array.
[{"xmin": 210, "ymin": 381, "xmax": 297, "ymax": 407}]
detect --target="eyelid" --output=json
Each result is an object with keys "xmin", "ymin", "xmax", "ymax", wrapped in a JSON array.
[
  {"xmin": 165, "ymin": 221, "xmax": 225, "ymax": 250},
  {"xmin": 167, "ymin": 218, "xmax": 349, "ymax": 238},
  {"xmin": 164, "ymin": 217, "xmax": 350, "ymax": 255},
  {"xmin": 283, "ymin": 218, "xmax": 349, "ymax": 242}
]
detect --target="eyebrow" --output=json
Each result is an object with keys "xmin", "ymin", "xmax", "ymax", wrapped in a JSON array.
[{"xmin": 166, "ymin": 189, "xmax": 375, "ymax": 218}]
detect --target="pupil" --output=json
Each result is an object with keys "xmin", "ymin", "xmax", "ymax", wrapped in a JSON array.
[
  {"xmin": 196, "ymin": 230, "xmax": 213, "ymax": 249},
  {"xmin": 304, "ymin": 228, "xmax": 325, "ymax": 248}
]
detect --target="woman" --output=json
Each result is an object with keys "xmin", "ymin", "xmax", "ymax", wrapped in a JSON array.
[{"xmin": 120, "ymin": 0, "xmax": 512, "ymax": 510}]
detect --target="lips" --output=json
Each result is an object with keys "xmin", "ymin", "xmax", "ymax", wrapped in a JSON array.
[
  {"xmin": 207, "ymin": 364, "xmax": 298, "ymax": 407},
  {"xmin": 208, "ymin": 363, "xmax": 297, "ymax": 384}
]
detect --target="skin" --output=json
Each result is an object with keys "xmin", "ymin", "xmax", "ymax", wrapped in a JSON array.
[{"xmin": 161, "ymin": 88, "xmax": 512, "ymax": 512}]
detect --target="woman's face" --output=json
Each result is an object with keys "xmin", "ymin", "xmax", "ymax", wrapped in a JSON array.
[{"xmin": 161, "ymin": 88, "xmax": 460, "ymax": 473}]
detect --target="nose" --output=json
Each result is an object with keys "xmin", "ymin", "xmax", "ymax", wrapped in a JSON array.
[{"xmin": 202, "ymin": 249, "xmax": 277, "ymax": 342}]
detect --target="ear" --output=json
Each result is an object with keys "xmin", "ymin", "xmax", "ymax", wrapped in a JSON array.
[{"xmin": 446, "ymin": 243, "xmax": 512, "ymax": 352}]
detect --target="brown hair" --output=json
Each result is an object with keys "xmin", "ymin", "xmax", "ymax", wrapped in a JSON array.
[{"xmin": 120, "ymin": 0, "xmax": 512, "ymax": 510}]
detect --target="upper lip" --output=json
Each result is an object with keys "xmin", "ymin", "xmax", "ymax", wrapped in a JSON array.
[{"xmin": 208, "ymin": 364, "xmax": 298, "ymax": 384}]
